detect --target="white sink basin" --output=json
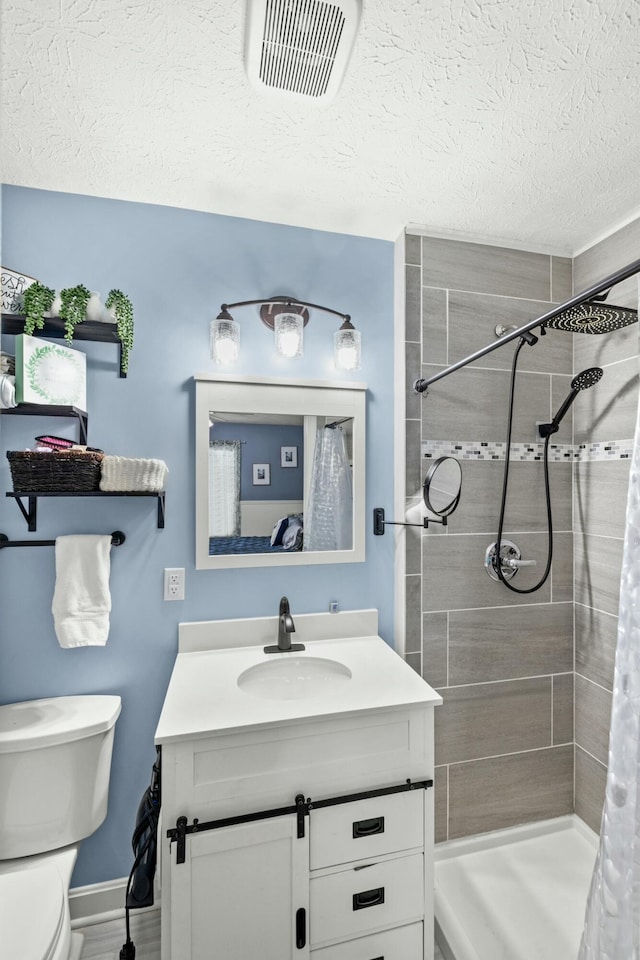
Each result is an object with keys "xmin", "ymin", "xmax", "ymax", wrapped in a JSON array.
[{"xmin": 238, "ymin": 656, "xmax": 352, "ymax": 700}]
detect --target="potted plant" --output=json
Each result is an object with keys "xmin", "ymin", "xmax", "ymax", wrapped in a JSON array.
[
  {"xmin": 105, "ymin": 289, "xmax": 134, "ymax": 375},
  {"xmin": 22, "ymin": 281, "xmax": 55, "ymax": 335},
  {"xmin": 59, "ymin": 284, "xmax": 90, "ymax": 343}
]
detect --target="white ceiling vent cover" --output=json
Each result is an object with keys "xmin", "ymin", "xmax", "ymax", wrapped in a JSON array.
[{"xmin": 245, "ymin": 0, "xmax": 361, "ymax": 103}]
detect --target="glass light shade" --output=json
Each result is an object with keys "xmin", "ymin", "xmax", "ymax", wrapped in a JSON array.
[
  {"xmin": 211, "ymin": 316, "xmax": 240, "ymax": 364},
  {"xmin": 274, "ymin": 312, "xmax": 304, "ymax": 358},
  {"xmin": 334, "ymin": 325, "xmax": 361, "ymax": 370}
]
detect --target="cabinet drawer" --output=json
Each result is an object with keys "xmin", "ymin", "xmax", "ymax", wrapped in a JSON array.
[
  {"xmin": 310, "ymin": 790, "xmax": 424, "ymax": 869},
  {"xmin": 311, "ymin": 921, "xmax": 423, "ymax": 959},
  {"xmin": 310, "ymin": 853, "xmax": 424, "ymax": 946}
]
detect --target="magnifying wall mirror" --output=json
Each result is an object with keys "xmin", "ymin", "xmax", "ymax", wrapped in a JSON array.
[
  {"xmin": 195, "ymin": 374, "xmax": 366, "ymax": 569},
  {"xmin": 423, "ymin": 456, "xmax": 462, "ymax": 518}
]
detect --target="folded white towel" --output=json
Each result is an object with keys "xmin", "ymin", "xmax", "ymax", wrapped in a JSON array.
[{"xmin": 52, "ymin": 535, "xmax": 112, "ymax": 647}]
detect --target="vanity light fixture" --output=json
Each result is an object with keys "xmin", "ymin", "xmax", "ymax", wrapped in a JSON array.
[{"xmin": 210, "ymin": 296, "xmax": 361, "ymax": 370}]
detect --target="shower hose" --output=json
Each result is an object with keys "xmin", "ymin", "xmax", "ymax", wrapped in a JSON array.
[{"xmin": 494, "ymin": 336, "xmax": 553, "ymax": 594}]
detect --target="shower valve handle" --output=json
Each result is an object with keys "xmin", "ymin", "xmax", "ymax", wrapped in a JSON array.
[
  {"xmin": 484, "ymin": 539, "xmax": 536, "ymax": 581},
  {"xmin": 503, "ymin": 557, "xmax": 537, "ymax": 569}
]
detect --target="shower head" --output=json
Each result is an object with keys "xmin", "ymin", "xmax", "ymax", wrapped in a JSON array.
[
  {"xmin": 545, "ymin": 302, "xmax": 637, "ymax": 335},
  {"xmin": 538, "ymin": 366, "xmax": 603, "ymax": 438},
  {"xmin": 571, "ymin": 366, "xmax": 603, "ymax": 391}
]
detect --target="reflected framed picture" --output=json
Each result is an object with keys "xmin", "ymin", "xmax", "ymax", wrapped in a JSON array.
[
  {"xmin": 252, "ymin": 463, "xmax": 270, "ymax": 485},
  {"xmin": 281, "ymin": 446, "xmax": 298, "ymax": 468}
]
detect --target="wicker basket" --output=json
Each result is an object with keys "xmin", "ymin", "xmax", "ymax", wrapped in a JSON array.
[
  {"xmin": 99, "ymin": 455, "xmax": 168, "ymax": 492},
  {"xmin": 7, "ymin": 449, "xmax": 104, "ymax": 492}
]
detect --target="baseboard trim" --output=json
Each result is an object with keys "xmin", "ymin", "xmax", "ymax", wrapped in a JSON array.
[{"xmin": 69, "ymin": 876, "xmax": 159, "ymax": 928}]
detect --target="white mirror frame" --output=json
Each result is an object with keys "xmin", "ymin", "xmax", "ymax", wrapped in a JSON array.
[{"xmin": 195, "ymin": 373, "xmax": 367, "ymax": 569}]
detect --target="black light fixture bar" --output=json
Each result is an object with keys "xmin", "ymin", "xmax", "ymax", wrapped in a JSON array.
[
  {"xmin": 221, "ymin": 296, "xmax": 350, "ymax": 322},
  {"xmin": 414, "ymin": 255, "xmax": 640, "ymax": 394}
]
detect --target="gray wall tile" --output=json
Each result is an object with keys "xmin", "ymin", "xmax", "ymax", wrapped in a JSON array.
[
  {"xmin": 434, "ymin": 678, "xmax": 551, "ymax": 765},
  {"xmin": 422, "ymin": 286, "xmax": 448, "ymax": 366},
  {"xmin": 405, "ymin": 342, "xmax": 422, "ymax": 420},
  {"xmin": 575, "ymin": 533, "xmax": 624, "ymax": 615},
  {"xmin": 422, "ymin": 532, "xmax": 573, "ymax": 610},
  {"xmin": 405, "ymin": 233, "xmax": 421, "ymax": 266},
  {"xmin": 405, "ymin": 652, "xmax": 421, "ymax": 674},
  {"xmin": 575, "ymin": 675, "xmax": 612, "ymax": 765},
  {"xmin": 451, "ymin": 459, "xmax": 572, "ymax": 536},
  {"xmin": 448, "ymin": 746, "xmax": 573, "ymax": 839},
  {"xmin": 406, "ymin": 265, "xmax": 421, "ymax": 342},
  {"xmin": 551, "ymin": 257, "xmax": 573, "ymax": 302},
  {"xmin": 421, "ymin": 366, "xmax": 553, "ymax": 442},
  {"xmin": 574, "ymin": 321, "xmax": 639, "ymax": 371},
  {"xmin": 434, "ymin": 765, "xmax": 448, "ymax": 843},
  {"xmin": 421, "ymin": 237, "xmax": 551, "ymax": 301},
  {"xmin": 449, "ymin": 603, "xmax": 573, "ymax": 685},
  {"xmin": 553, "ymin": 674, "xmax": 574, "ymax": 744},
  {"xmin": 404, "ymin": 505, "xmax": 422, "ymax": 575},
  {"xmin": 406, "ymin": 419, "xmax": 421, "ymax": 496},
  {"xmin": 574, "ymin": 355, "xmax": 639, "ymax": 444},
  {"xmin": 574, "ymin": 460, "xmax": 631, "ymax": 539},
  {"xmin": 575, "ymin": 602, "xmax": 617, "ymax": 691},
  {"xmin": 423, "ymin": 612, "xmax": 448, "ymax": 688},
  {"xmin": 405, "ymin": 575, "xmax": 422, "ymax": 653},
  {"xmin": 573, "ymin": 217, "xmax": 640, "ymax": 299},
  {"xmin": 575, "ymin": 746, "xmax": 607, "ymax": 834},
  {"xmin": 447, "ymin": 292, "xmax": 572, "ymax": 375}
]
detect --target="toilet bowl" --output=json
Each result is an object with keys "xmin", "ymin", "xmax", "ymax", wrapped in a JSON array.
[{"xmin": 0, "ymin": 695, "xmax": 121, "ymax": 960}]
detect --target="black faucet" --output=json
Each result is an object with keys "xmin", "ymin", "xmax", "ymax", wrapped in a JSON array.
[{"xmin": 264, "ymin": 596, "xmax": 305, "ymax": 653}]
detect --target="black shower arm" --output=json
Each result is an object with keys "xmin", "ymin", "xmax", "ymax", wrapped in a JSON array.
[{"xmin": 414, "ymin": 254, "xmax": 640, "ymax": 394}]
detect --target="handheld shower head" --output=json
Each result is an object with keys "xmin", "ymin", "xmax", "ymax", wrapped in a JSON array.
[{"xmin": 538, "ymin": 366, "xmax": 603, "ymax": 438}]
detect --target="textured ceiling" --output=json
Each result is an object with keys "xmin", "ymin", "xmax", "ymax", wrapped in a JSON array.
[{"xmin": 2, "ymin": 0, "xmax": 640, "ymax": 252}]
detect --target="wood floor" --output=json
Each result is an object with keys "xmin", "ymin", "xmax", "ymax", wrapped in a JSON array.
[{"xmin": 78, "ymin": 910, "xmax": 446, "ymax": 959}]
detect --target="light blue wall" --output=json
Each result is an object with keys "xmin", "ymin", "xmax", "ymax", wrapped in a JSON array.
[{"xmin": 0, "ymin": 185, "xmax": 396, "ymax": 886}]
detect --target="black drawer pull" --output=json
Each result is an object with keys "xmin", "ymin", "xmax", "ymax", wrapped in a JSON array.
[
  {"xmin": 353, "ymin": 886, "xmax": 385, "ymax": 911},
  {"xmin": 353, "ymin": 815, "xmax": 385, "ymax": 838},
  {"xmin": 295, "ymin": 907, "xmax": 306, "ymax": 949}
]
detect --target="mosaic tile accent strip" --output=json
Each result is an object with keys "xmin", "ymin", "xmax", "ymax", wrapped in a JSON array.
[{"xmin": 422, "ymin": 439, "xmax": 634, "ymax": 463}]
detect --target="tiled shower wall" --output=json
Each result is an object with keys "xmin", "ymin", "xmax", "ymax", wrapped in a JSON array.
[
  {"xmin": 404, "ymin": 233, "xmax": 575, "ymax": 841},
  {"xmin": 405, "ymin": 227, "xmax": 640, "ymax": 842},
  {"xmin": 572, "ymin": 220, "xmax": 640, "ymax": 831}
]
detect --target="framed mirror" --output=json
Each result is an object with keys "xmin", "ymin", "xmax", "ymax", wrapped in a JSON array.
[{"xmin": 195, "ymin": 374, "xmax": 367, "ymax": 569}]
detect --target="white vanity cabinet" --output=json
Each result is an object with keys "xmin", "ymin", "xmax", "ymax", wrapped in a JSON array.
[{"xmin": 155, "ymin": 622, "xmax": 442, "ymax": 960}]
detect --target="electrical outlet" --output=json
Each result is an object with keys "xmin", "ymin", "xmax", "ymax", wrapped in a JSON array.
[{"xmin": 163, "ymin": 567, "xmax": 185, "ymax": 601}]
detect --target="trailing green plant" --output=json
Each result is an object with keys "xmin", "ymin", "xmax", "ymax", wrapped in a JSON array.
[
  {"xmin": 59, "ymin": 285, "xmax": 90, "ymax": 343},
  {"xmin": 22, "ymin": 281, "xmax": 55, "ymax": 336},
  {"xmin": 105, "ymin": 289, "xmax": 134, "ymax": 375}
]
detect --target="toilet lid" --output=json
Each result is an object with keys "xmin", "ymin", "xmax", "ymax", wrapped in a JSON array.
[{"xmin": 0, "ymin": 864, "xmax": 65, "ymax": 960}]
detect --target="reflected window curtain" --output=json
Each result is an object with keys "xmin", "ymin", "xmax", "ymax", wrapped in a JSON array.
[
  {"xmin": 208, "ymin": 441, "xmax": 240, "ymax": 537},
  {"xmin": 578, "ymin": 391, "xmax": 640, "ymax": 959},
  {"xmin": 305, "ymin": 425, "xmax": 352, "ymax": 551}
]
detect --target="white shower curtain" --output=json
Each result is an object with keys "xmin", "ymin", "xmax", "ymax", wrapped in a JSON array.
[
  {"xmin": 304, "ymin": 425, "xmax": 352, "ymax": 551},
  {"xmin": 578, "ymin": 386, "xmax": 640, "ymax": 959},
  {"xmin": 208, "ymin": 441, "xmax": 240, "ymax": 537}
]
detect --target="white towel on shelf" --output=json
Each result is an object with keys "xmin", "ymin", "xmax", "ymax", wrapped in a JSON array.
[
  {"xmin": 0, "ymin": 374, "xmax": 16, "ymax": 408},
  {"xmin": 52, "ymin": 535, "xmax": 112, "ymax": 647}
]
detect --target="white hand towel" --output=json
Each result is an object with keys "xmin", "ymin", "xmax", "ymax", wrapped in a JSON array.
[{"xmin": 52, "ymin": 535, "xmax": 112, "ymax": 647}]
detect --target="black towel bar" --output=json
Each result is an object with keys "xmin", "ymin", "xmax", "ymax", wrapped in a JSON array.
[{"xmin": 0, "ymin": 531, "xmax": 126, "ymax": 549}]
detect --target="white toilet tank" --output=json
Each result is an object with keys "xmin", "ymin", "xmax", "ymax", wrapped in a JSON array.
[{"xmin": 0, "ymin": 695, "xmax": 122, "ymax": 860}]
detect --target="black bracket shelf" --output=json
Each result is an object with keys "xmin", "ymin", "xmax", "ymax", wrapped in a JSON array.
[
  {"xmin": 2, "ymin": 404, "xmax": 88, "ymax": 445},
  {"xmin": 6, "ymin": 490, "xmax": 165, "ymax": 532},
  {"xmin": 1, "ymin": 313, "xmax": 126, "ymax": 378}
]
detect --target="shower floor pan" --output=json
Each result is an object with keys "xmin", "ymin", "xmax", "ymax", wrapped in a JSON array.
[{"xmin": 434, "ymin": 815, "xmax": 598, "ymax": 960}]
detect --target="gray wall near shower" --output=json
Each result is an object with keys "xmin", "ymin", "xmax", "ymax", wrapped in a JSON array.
[{"xmin": 404, "ymin": 225, "xmax": 639, "ymax": 842}]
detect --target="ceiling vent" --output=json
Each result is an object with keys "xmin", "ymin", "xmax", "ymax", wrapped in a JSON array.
[{"xmin": 245, "ymin": 0, "xmax": 361, "ymax": 104}]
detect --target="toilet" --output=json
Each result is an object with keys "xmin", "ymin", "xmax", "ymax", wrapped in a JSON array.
[{"xmin": 0, "ymin": 695, "xmax": 122, "ymax": 960}]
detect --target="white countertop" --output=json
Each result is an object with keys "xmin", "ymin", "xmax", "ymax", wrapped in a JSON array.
[{"xmin": 155, "ymin": 635, "xmax": 442, "ymax": 744}]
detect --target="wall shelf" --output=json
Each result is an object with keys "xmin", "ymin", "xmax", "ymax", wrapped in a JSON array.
[
  {"xmin": 6, "ymin": 490, "xmax": 165, "ymax": 531},
  {"xmin": 1, "ymin": 313, "xmax": 126, "ymax": 378},
  {"xmin": 2, "ymin": 404, "xmax": 88, "ymax": 444}
]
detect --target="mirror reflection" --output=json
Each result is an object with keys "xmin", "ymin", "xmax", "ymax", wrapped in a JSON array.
[
  {"xmin": 208, "ymin": 412, "xmax": 353, "ymax": 557},
  {"xmin": 195, "ymin": 376, "xmax": 366, "ymax": 569},
  {"xmin": 423, "ymin": 456, "xmax": 462, "ymax": 517}
]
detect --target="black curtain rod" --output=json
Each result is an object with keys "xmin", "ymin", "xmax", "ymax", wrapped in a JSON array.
[
  {"xmin": 0, "ymin": 531, "xmax": 126, "ymax": 549},
  {"xmin": 414, "ymin": 254, "xmax": 640, "ymax": 394}
]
